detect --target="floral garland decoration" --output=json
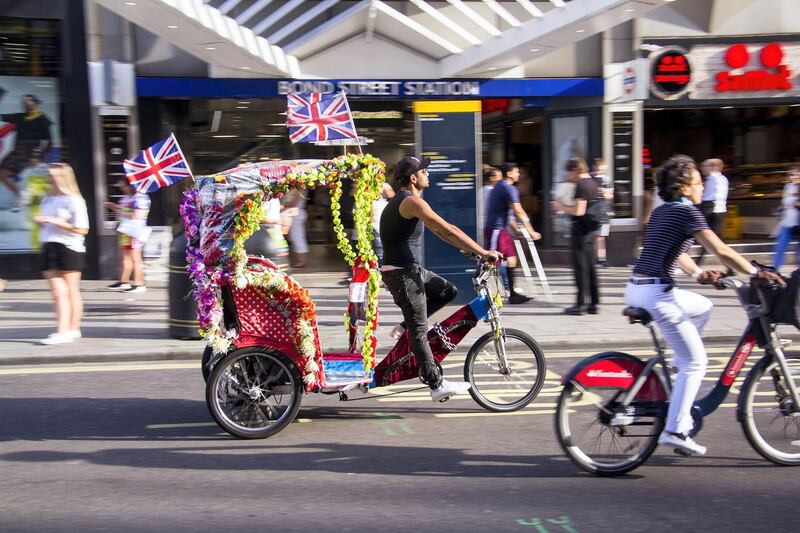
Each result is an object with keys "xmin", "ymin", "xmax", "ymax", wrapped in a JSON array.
[{"xmin": 181, "ymin": 153, "xmax": 386, "ymax": 386}]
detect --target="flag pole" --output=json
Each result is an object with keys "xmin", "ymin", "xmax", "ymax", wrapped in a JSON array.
[
  {"xmin": 169, "ymin": 133, "xmax": 196, "ymax": 182},
  {"xmin": 340, "ymin": 89, "xmax": 362, "ymax": 155}
]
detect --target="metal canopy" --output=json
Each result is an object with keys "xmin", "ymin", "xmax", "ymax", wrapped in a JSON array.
[{"xmin": 94, "ymin": 0, "xmax": 675, "ymax": 78}]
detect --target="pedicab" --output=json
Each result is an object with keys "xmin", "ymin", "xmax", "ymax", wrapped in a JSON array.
[{"xmin": 180, "ymin": 154, "xmax": 546, "ymax": 439}]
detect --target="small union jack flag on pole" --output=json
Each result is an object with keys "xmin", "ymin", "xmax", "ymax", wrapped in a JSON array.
[
  {"xmin": 123, "ymin": 133, "xmax": 193, "ymax": 193},
  {"xmin": 286, "ymin": 91, "xmax": 359, "ymax": 144}
]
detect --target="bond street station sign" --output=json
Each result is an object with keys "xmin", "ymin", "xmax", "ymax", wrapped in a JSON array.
[{"xmin": 649, "ymin": 41, "xmax": 800, "ymax": 100}]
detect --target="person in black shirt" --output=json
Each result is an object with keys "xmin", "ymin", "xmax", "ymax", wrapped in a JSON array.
[
  {"xmin": 625, "ymin": 154, "xmax": 783, "ymax": 457},
  {"xmin": 380, "ymin": 156, "xmax": 500, "ymax": 403},
  {"xmin": 553, "ymin": 158, "xmax": 600, "ymax": 315}
]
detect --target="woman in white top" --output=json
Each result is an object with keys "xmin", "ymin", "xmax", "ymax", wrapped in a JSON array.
[
  {"xmin": 773, "ymin": 167, "xmax": 800, "ymax": 269},
  {"xmin": 34, "ymin": 163, "xmax": 90, "ymax": 345}
]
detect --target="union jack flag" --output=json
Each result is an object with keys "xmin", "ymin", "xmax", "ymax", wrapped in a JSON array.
[
  {"xmin": 123, "ymin": 133, "xmax": 193, "ymax": 193},
  {"xmin": 286, "ymin": 92, "xmax": 358, "ymax": 144}
]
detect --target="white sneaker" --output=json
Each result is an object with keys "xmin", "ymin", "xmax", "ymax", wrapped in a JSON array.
[
  {"xmin": 40, "ymin": 332, "xmax": 75, "ymax": 345},
  {"xmin": 430, "ymin": 379, "xmax": 472, "ymax": 403},
  {"xmin": 658, "ymin": 431, "xmax": 707, "ymax": 456},
  {"xmin": 389, "ymin": 325, "xmax": 406, "ymax": 339},
  {"xmin": 66, "ymin": 330, "xmax": 82, "ymax": 339}
]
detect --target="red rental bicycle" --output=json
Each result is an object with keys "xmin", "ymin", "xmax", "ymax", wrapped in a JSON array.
[{"xmin": 555, "ymin": 276, "xmax": 800, "ymax": 476}]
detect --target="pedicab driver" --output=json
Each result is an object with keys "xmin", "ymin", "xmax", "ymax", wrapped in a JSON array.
[{"xmin": 380, "ymin": 156, "xmax": 501, "ymax": 402}]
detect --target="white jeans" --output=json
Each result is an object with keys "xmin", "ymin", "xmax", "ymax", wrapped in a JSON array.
[{"xmin": 624, "ymin": 282, "xmax": 713, "ymax": 435}]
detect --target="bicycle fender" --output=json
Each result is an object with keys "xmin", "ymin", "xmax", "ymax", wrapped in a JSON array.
[{"xmin": 562, "ymin": 351, "xmax": 668, "ymax": 401}]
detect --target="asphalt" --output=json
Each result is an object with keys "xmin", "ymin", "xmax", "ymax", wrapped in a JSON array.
[{"xmin": 1, "ymin": 265, "xmax": 798, "ymax": 366}]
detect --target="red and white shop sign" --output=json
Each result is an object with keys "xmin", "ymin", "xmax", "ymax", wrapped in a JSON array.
[
  {"xmin": 686, "ymin": 42, "xmax": 800, "ymax": 100},
  {"xmin": 716, "ymin": 43, "xmax": 792, "ymax": 92}
]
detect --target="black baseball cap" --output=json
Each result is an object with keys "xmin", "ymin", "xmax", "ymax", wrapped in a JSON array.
[{"xmin": 393, "ymin": 156, "xmax": 431, "ymax": 181}]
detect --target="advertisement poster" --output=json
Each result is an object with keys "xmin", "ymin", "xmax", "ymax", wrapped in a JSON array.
[
  {"xmin": 550, "ymin": 115, "xmax": 588, "ymax": 245},
  {"xmin": 414, "ymin": 101, "xmax": 480, "ymax": 303},
  {"xmin": 0, "ymin": 76, "xmax": 61, "ymax": 251}
]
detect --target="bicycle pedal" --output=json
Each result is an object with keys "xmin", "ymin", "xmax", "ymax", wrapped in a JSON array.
[
  {"xmin": 673, "ymin": 449, "xmax": 692, "ymax": 457},
  {"xmin": 438, "ymin": 396, "xmax": 452, "ymax": 403}
]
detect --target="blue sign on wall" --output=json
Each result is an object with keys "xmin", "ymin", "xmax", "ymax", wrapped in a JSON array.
[
  {"xmin": 136, "ymin": 77, "xmax": 603, "ymax": 99},
  {"xmin": 416, "ymin": 102, "xmax": 480, "ymax": 304}
]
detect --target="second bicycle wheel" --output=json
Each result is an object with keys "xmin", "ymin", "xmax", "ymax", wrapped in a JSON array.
[
  {"xmin": 739, "ymin": 353, "xmax": 800, "ymax": 465},
  {"xmin": 464, "ymin": 328, "xmax": 546, "ymax": 412}
]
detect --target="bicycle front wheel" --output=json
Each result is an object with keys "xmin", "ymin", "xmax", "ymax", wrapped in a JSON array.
[
  {"xmin": 464, "ymin": 328, "xmax": 546, "ymax": 412},
  {"xmin": 740, "ymin": 353, "xmax": 800, "ymax": 465}
]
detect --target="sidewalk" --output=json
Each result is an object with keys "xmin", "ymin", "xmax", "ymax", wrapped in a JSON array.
[{"xmin": 1, "ymin": 267, "xmax": 797, "ymax": 366}]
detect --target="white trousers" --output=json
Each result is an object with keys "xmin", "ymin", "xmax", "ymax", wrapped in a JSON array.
[{"xmin": 624, "ymin": 283, "xmax": 713, "ymax": 435}]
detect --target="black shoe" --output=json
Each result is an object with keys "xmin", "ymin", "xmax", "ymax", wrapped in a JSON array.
[
  {"xmin": 564, "ymin": 305, "xmax": 585, "ymax": 316},
  {"xmin": 587, "ymin": 305, "xmax": 599, "ymax": 314},
  {"xmin": 508, "ymin": 293, "xmax": 532, "ymax": 305},
  {"xmin": 596, "ymin": 260, "xmax": 608, "ymax": 268},
  {"xmin": 338, "ymin": 278, "xmax": 351, "ymax": 286}
]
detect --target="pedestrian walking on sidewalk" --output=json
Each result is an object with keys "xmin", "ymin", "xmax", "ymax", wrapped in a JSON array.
[
  {"xmin": 695, "ymin": 158, "xmax": 728, "ymax": 265},
  {"xmin": 773, "ymin": 166, "xmax": 800, "ymax": 269},
  {"xmin": 34, "ymin": 163, "xmax": 89, "ymax": 345},
  {"xmin": 592, "ymin": 158, "xmax": 614, "ymax": 267},
  {"xmin": 554, "ymin": 158, "xmax": 600, "ymax": 315},
  {"xmin": 105, "ymin": 179, "xmax": 150, "ymax": 293},
  {"xmin": 484, "ymin": 162, "xmax": 541, "ymax": 304},
  {"xmin": 624, "ymin": 154, "xmax": 783, "ymax": 456}
]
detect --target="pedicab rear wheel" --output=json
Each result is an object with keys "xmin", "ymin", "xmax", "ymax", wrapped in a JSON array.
[{"xmin": 206, "ymin": 346, "xmax": 303, "ymax": 439}]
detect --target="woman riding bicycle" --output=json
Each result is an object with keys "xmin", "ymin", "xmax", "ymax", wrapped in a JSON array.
[{"xmin": 625, "ymin": 154, "xmax": 784, "ymax": 456}]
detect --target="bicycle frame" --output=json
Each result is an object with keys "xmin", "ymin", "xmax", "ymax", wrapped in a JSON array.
[
  {"xmin": 371, "ymin": 262, "xmax": 504, "ymax": 387},
  {"xmin": 604, "ymin": 279, "xmax": 800, "ymax": 430}
]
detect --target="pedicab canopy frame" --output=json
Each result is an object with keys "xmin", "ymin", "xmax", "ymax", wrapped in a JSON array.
[{"xmin": 179, "ymin": 153, "xmax": 386, "ymax": 389}]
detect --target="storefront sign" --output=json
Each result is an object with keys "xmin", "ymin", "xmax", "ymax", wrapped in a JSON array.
[
  {"xmin": 647, "ymin": 41, "xmax": 800, "ymax": 101},
  {"xmin": 414, "ymin": 100, "xmax": 480, "ymax": 304},
  {"xmin": 649, "ymin": 47, "xmax": 692, "ymax": 100},
  {"xmin": 604, "ymin": 59, "xmax": 649, "ymax": 103},
  {"xmin": 278, "ymin": 80, "xmax": 481, "ymax": 97},
  {"xmin": 137, "ymin": 77, "xmax": 604, "ymax": 99},
  {"xmin": 715, "ymin": 43, "xmax": 792, "ymax": 92}
]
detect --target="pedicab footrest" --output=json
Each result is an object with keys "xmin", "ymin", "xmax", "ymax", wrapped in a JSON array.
[{"xmin": 322, "ymin": 352, "xmax": 372, "ymax": 385}]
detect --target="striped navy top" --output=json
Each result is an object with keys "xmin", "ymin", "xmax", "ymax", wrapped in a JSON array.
[{"xmin": 633, "ymin": 202, "xmax": 709, "ymax": 284}]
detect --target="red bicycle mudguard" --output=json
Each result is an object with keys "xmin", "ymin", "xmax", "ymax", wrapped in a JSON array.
[
  {"xmin": 372, "ymin": 302, "xmax": 479, "ymax": 387},
  {"xmin": 564, "ymin": 352, "xmax": 668, "ymax": 401}
]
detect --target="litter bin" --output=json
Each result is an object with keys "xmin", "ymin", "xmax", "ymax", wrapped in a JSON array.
[{"xmin": 169, "ymin": 231, "xmax": 201, "ymax": 339}]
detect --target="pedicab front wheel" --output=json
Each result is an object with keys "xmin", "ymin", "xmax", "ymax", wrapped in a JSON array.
[
  {"xmin": 206, "ymin": 346, "xmax": 303, "ymax": 439},
  {"xmin": 464, "ymin": 328, "xmax": 546, "ymax": 412}
]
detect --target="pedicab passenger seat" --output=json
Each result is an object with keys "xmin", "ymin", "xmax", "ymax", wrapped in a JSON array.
[
  {"xmin": 226, "ymin": 256, "xmax": 301, "ymax": 358},
  {"xmin": 623, "ymin": 307, "xmax": 652, "ymax": 326}
]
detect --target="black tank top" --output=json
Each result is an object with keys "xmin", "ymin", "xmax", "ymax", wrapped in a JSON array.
[{"xmin": 379, "ymin": 189, "xmax": 424, "ymax": 268}]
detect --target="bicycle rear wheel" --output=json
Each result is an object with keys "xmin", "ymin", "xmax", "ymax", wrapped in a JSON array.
[
  {"xmin": 555, "ymin": 353, "xmax": 666, "ymax": 476},
  {"xmin": 206, "ymin": 347, "xmax": 303, "ymax": 439},
  {"xmin": 464, "ymin": 328, "xmax": 546, "ymax": 412},
  {"xmin": 740, "ymin": 353, "xmax": 800, "ymax": 465}
]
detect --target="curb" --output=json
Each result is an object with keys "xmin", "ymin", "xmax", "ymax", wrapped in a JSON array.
[{"xmin": 2, "ymin": 332, "xmax": 797, "ymax": 366}]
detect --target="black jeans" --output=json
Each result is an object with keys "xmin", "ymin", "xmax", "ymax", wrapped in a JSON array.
[
  {"xmin": 696, "ymin": 201, "xmax": 725, "ymax": 265},
  {"xmin": 382, "ymin": 266, "xmax": 458, "ymax": 388},
  {"xmin": 571, "ymin": 224, "xmax": 599, "ymax": 307}
]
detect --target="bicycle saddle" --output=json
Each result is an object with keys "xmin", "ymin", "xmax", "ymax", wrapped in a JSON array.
[{"xmin": 623, "ymin": 306, "xmax": 653, "ymax": 325}]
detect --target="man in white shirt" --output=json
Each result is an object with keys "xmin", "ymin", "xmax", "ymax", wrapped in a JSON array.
[{"xmin": 696, "ymin": 158, "xmax": 728, "ymax": 265}]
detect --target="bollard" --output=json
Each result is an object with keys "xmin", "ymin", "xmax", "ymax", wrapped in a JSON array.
[{"xmin": 168, "ymin": 231, "xmax": 201, "ymax": 339}]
